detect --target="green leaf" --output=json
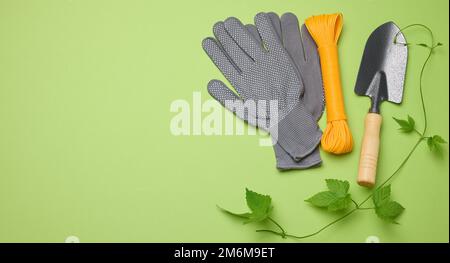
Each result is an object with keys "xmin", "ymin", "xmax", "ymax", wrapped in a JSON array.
[
  {"xmin": 244, "ymin": 188, "xmax": 272, "ymax": 223},
  {"xmin": 306, "ymin": 179, "xmax": 352, "ymax": 211},
  {"xmin": 408, "ymin": 115, "xmax": 415, "ymax": 129},
  {"xmin": 326, "ymin": 179, "xmax": 349, "ymax": 197},
  {"xmin": 375, "ymin": 201, "xmax": 405, "ymax": 223},
  {"xmin": 217, "ymin": 206, "xmax": 251, "ymax": 220},
  {"xmin": 427, "ymin": 135, "xmax": 447, "ymax": 152},
  {"xmin": 217, "ymin": 189, "xmax": 273, "ymax": 224},
  {"xmin": 427, "ymin": 137, "xmax": 435, "ymax": 151},
  {"xmin": 393, "ymin": 116, "xmax": 415, "ymax": 133},
  {"xmin": 245, "ymin": 213, "xmax": 270, "ymax": 224},
  {"xmin": 372, "ymin": 185, "xmax": 404, "ymax": 224},
  {"xmin": 392, "ymin": 117, "xmax": 409, "ymax": 129},
  {"xmin": 245, "ymin": 188, "xmax": 272, "ymax": 214},
  {"xmin": 432, "ymin": 135, "xmax": 447, "ymax": 144},
  {"xmin": 305, "ymin": 191, "xmax": 337, "ymax": 207},
  {"xmin": 373, "ymin": 185, "xmax": 391, "ymax": 207},
  {"xmin": 328, "ymin": 194, "xmax": 352, "ymax": 212},
  {"xmin": 417, "ymin": 43, "xmax": 430, "ymax": 48}
]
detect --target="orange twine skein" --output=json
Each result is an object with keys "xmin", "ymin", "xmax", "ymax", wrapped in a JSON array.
[{"xmin": 305, "ymin": 13, "xmax": 353, "ymax": 154}]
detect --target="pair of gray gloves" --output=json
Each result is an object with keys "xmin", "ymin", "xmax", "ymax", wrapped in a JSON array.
[{"xmin": 202, "ymin": 12, "xmax": 324, "ymax": 170}]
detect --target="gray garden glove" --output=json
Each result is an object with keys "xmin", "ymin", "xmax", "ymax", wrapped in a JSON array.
[
  {"xmin": 202, "ymin": 12, "xmax": 322, "ymax": 164},
  {"xmin": 245, "ymin": 12, "xmax": 324, "ymax": 170}
]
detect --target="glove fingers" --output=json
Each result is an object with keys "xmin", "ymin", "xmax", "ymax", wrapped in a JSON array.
[
  {"xmin": 267, "ymin": 12, "xmax": 282, "ymax": 40},
  {"xmin": 301, "ymin": 24, "xmax": 320, "ymax": 62},
  {"xmin": 207, "ymin": 80, "xmax": 261, "ymax": 128},
  {"xmin": 224, "ymin": 17, "xmax": 265, "ymax": 61},
  {"xmin": 202, "ymin": 38, "xmax": 244, "ymax": 95},
  {"xmin": 245, "ymin": 24, "xmax": 262, "ymax": 45},
  {"xmin": 207, "ymin": 79, "xmax": 241, "ymax": 104},
  {"xmin": 254, "ymin": 12, "xmax": 284, "ymax": 54},
  {"xmin": 300, "ymin": 24, "xmax": 324, "ymax": 121},
  {"xmin": 280, "ymin": 13, "xmax": 306, "ymax": 64},
  {"xmin": 213, "ymin": 22, "xmax": 253, "ymax": 71}
]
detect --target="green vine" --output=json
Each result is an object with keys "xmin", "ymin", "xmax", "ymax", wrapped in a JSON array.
[{"xmin": 218, "ymin": 24, "xmax": 447, "ymax": 240}]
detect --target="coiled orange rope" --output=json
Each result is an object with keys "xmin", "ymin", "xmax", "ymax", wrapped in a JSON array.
[{"xmin": 305, "ymin": 13, "xmax": 353, "ymax": 154}]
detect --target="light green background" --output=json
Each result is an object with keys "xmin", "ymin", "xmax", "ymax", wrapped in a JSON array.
[{"xmin": 0, "ymin": 0, "xmax": 448, "ymax": 243}]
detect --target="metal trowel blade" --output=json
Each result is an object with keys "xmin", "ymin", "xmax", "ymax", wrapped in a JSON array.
[{"xmin": 354, "ymin": 22, "xmax": 408, "ymax": 106}]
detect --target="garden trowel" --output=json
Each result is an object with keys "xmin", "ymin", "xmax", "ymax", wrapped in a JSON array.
[{"xmin": 354, "ymin": 22, "xmax": 408, "ymax": 188}]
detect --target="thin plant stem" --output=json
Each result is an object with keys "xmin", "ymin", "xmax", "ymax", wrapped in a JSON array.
[
  {"xmin": 357, "ymin": 207, "xmax": 376, "ymax": 210},
  {"xmin": 395, "ymin": 23, "xmax": 436, "ymax": 136},
  {"xmin": 351, "ymin": 199, "xmax": 359, "ymax": 209},
  {"xmin": 257, "ymin": 209, "xmax": 358, "ymax": 240},
  {"xmin": 414, "ymin": 129, "xmax": 423, "ymax": 137},
  {"xmin": 267, "ymin": 217, "xmax": 286, "ymax": 237}
]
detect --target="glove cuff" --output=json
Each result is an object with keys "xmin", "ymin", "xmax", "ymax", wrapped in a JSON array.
[
  {"xmin": 274, "ymin": 144, "xmax": 322, "ymax": 170},
  {"xmin": 272, "ymin": 103, "xmax": 322, "ymax": 160}
]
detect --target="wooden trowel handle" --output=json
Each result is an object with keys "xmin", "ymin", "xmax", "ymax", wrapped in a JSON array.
[{"xmin": 358, "ymin": 113, "xmax": 382, "ymax": 188}]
